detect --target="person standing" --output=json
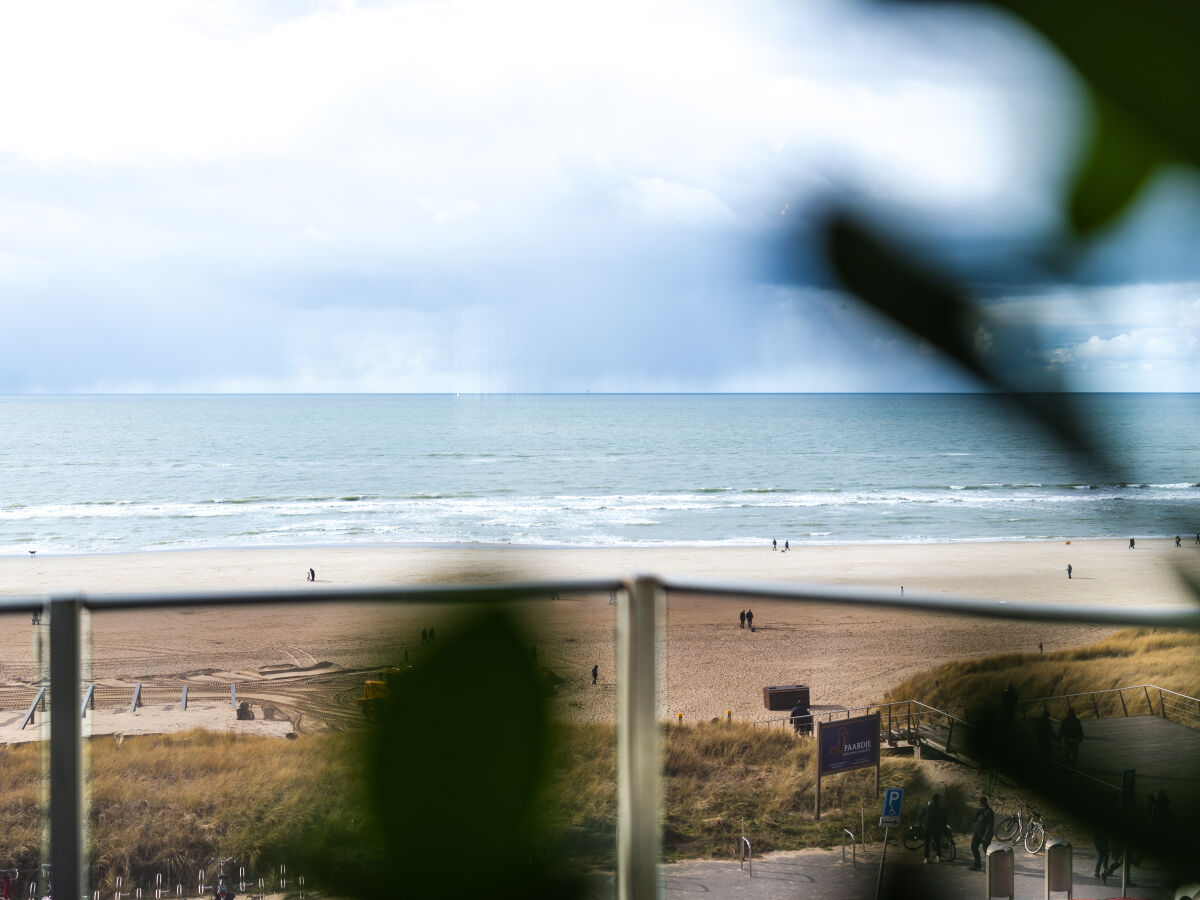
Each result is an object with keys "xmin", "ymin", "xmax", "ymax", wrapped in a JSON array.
[
  {"xmin": 1094, "ymin": 825, "xmax": 1111, "ymax": 882},
  {"xmin": 921, "ymin": 794, "xmax": 948, "ymax": 863},
  {"xmin": 1130, "ymin": 538, "xmax": 1136, "ymax": 549},
  {"xmin": 745, "ymin": 609, "xmax": 754, "ymax": 630},
  {"xmin": 1000, "ymin": 682, "xmax": 1018, "ymax": 721},
  {"xmin": 591, "ymin": 664, "xmax": 598, "ymax": 685},
  {"xmin": 1176, "ymin": 535, "xmax": 1182, "ymax": 548},
  {"xmin": 970, "ymin": 796, "xmax": 994, "ymax": 870},
  {"xmin": 772, "ymin": 539, "xmax": 777, "ymax": 551},
  {"xmin": 784, "ymin": 540, "xmax": 789, "ymax": 551},
  {"xmin": 1066, "ymin": 564, "xmax": 1072, "ymax": 579},
  {"xmin": 1060, "ymin": 707, "xmax": 1084, "ymax": 766},
  {"xmin": 739, "ymin": 609, "xmax": 746, "ymax": 629},
  {"xmin": 789, "ymin": 699, "xmax": 812, "ymax": 735}
]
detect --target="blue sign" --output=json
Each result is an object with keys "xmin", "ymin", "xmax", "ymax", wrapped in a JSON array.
[
  {"xmin": 883, "ymin": 787, "xmax": 903, "ymax": 818},
  {"xmin": 882, "ymin": 787, "xmax": 904, "ymax": 820},
  {"xmin": 818, "ymin": 713, "xmax": 880, "ymax": 776}
]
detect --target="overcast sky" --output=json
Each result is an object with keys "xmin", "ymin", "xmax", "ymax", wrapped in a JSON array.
[{"xmin": 1, "ymin": 0, "xmax": 1197, "ymax": 393}]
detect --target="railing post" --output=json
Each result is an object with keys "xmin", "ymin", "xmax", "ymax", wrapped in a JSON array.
[
  {"xmin": 50, "ymin": 595, "xmax": 84, "ymax": 900},
  {"xmin": 1119, "ymin": 689, "xmax": 1128, "ymax": 716},
  {"xmin": 618, "ymin": 576, "xmax": 661, "ymax": 900},
  {"xmin": 1143, "ymin": 685, "xmax": 1152, "ymax": 714},
  {"xmin": 1092, "ymin": 692, "xmax": 1100, "ymax": 718},
  {"xmin": 1158, "ymin": 688, "xmax": 1166, "ymax": 718}
]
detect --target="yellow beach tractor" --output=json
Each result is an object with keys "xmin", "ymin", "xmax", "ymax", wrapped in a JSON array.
[{"xmin": 357, "ymin": 667, "xmax": 403, "ymax": 722}]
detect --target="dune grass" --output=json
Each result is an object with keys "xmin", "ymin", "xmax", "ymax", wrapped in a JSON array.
[
  {"xmin": 0, "ymin": 721, "xmax": 964, "ymax": 885},
  {"xmin": 4, "ymin": 627, "xmax": 1194, "ymax": 885},
  {"xmin": 0, "ymin": 730, "xmax": 377, "ymax": 891},
  {"xmin": 884, "ymin": 627, "xmax": 1200, "ymax": 715}
]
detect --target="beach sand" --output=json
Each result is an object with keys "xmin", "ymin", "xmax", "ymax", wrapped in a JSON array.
[{"xmin": 1, "ymin": 539, "xmax": 1197, "ymax": 741}]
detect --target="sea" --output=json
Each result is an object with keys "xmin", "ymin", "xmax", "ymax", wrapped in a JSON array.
[{"xmin": 0, "ymin": 393, "xmax": 1196, "ymax": 556}]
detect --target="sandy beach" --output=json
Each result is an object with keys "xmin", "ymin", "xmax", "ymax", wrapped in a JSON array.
[{"xmin": 1, "ymin": 539, "xmax": 1197, "ymax": 741}]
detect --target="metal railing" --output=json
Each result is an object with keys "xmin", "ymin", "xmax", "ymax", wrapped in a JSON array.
[
  {"xmin": 841, "ymin": 829, "xmax": 856, "ymax": 868},
  {"xmin": 1019, "ymin": 684, "xmax": 1200, "ymax": 731},
  {"xmin": 755, "ymin": 698, "xmax": 972, "ymax": 756},
  {"xmin": 4, "ymin": 576, "xmax": 1200, "ymax": 900}
]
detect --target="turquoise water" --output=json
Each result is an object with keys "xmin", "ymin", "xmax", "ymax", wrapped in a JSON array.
[{"xmin": 0, "ymin": 394, "xmax": 1196, "ymax": 554}]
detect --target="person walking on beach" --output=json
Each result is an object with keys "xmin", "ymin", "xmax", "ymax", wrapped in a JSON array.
[
  {"xmin": 1066, "ymin": 563, "xmax": 1072, "ymax": 579},
  {"xmin": 1176, "ymin": 535, "xmax": 1182, "ymax": 548},
  {"xmin": 1130, "ymin": 538, "xmax": 1136, "ymax": 549},
  {"xmin": 772, "ymin": 539, "xmax": 777, "ymax": 551},
  {"xmin": 745, "ymin": 609, "xmax": 754, "ymax": 630},
  {"xmin": 921, "ymin": 794, "xmax": 948, "ymax": 863},
  {"xmin": 784, "ymin": 540, "xmax": 789, "ymax": 551},
  {"xmin": 739, "ymin": 610, "xmax": 746, "ymax": 629},
  {"xmin": 970, "ymin": 796, "xmax": 994, "ymax": 870},
  {"xmin": 591, "ymin": 664, "xmax": 598, "ymax": 685}
]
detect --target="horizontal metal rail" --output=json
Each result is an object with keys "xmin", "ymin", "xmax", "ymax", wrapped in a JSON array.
[
  {"xmin": 1020, "ymin": 684, "xmax": 1200, "ymax": 730},
  {"xmin": 10, "ymin": 576, "xmax": 1200, "ymax": 900}
]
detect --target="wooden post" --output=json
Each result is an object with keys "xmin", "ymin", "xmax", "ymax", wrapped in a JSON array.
[{"xmin": 815, "ymin": 720, "xmax": 822, "ymax": 821}]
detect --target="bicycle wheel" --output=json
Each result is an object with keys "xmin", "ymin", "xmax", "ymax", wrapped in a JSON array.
[
  {"xmin": 902, "ymin": 826, "xmax": 924, "ymax": 851},
  {"xmin": 1024, "ymin": 822, "xmax": 1046, "ymax": 854},
  {"xmin": 995, "ymin": 815, "xmax": 1019, "ymax": 842}
]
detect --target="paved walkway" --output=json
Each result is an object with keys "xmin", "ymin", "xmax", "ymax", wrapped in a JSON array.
[
  {"xmin": 581, "ymin": 714, "xmax": 1200, "ymax": 898},
  {"xmin": 587, "ymin": 842, "xmax": 1178, "ymax": 898}
]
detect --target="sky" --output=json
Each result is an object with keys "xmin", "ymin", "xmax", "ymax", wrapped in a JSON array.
[{"xmin": 1, "ymin": 0, "xmax": 1197, "ymax": 393}]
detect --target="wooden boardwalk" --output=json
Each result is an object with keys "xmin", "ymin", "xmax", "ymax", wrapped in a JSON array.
[{"xmin": 1072, "ymin": 715, "xmax": 1200, "ymax": 812}]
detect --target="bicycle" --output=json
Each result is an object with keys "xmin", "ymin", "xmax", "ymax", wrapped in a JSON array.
[
  {"xmin": 901, "ymin": 823, "xmax": 957, "ymax": 861},
  {"xmin": 994, "ymin": 801, "xmax": 1046, "ymax": 853}
]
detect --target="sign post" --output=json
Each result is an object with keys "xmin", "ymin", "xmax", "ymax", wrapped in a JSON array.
[
  {"xmin": 876, "ymin": 787, "xmax": 903, "ymax": 900},
  {"xmin": 815, "ymin": 713, "xmax": 881, "ymax": 821}
]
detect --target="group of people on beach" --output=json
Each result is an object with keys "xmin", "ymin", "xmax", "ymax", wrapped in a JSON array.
[
  {"xmin": 771, "ymin": 539, "xmax": 789, "ymax": 551},
  {"xmin": 738, "ymin": 609, "xmax": 755, "ymax": 630}
]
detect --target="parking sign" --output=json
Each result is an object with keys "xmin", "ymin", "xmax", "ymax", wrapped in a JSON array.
[{"xmin": 880, "ymin": 787, "xmax": 903, "ymax": 827}]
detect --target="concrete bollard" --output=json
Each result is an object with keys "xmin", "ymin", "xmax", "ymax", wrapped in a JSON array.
[
  {"xmin": 986, "ymin": 842, "xmax": 1015, "ymax": 899},
  {"xmin": 1044, "ymin": 838, "xmax": 1072, "ymax": 899}
]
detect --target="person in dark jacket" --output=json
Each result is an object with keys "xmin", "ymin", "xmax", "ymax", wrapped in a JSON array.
[
  {"xmin": 1000, "ymin": 682, "xmax": 1018, "ymax": 721},
  {"xmin": 921, "ymin": 794, "xmax": 948, "ymax": 863},
  {"xmin": 970, "ymin": 796, "xmax": 995, "ymax": 870},
  {"xmin": 1060, "ymin": 707, "xmax": 1084, "ymax": 766},
  {"xmin": 789, "ymin": 700, "xmax": 812, "ymax": 735}
]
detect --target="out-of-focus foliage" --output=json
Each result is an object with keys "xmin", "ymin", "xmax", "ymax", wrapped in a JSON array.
[
  {"xmin": 318, "ymin": 606, "xmax": 582, "ymax": 900},
  {"xmin": 824, "ymin": 1, "xmax": 1200, "ymax": 891}
]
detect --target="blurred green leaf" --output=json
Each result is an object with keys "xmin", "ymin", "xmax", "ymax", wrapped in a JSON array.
[
  {"xmin": 908, "ymin": 0, "xmax": 1200, "ymax": 235},
  {"xmin": 1068, "ymin": 97, "xmax": 1166, "ymax": 234},
  {"xmin": 323, "ymin": 606, "xmax": 581, "ymax": 900}
]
